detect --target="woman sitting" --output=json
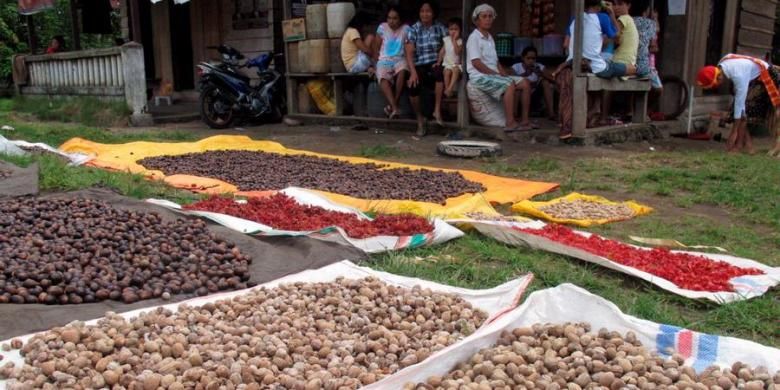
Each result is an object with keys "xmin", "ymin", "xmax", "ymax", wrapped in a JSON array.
[
  {"xmin": 373, "ymin": 6, "xmax": 411, "ymax": 119},
  {"xmin": 466, "ymin": 4, "xmax": 533, "ymax": 133}
]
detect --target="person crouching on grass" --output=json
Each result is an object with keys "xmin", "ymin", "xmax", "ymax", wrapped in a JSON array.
[
  {"xmin": 698, "ymin": 54, "xmax": 780, "ymax": 157},
  {"xmin": 466, "ymin": 4, "xmax": 534, "ymax": 135}
]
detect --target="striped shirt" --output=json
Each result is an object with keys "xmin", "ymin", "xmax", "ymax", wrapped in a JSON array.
[{"xmin": 407, "ymin": 21, "xmax": 447, "ymax": 66}]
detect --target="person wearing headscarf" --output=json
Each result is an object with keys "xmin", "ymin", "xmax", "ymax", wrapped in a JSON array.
[
  {"xmin": 466, "ymin": 3, "xmax": 533, "ymax": 135},
  {"xmin": 698, "ymin": 54, "xmax": 780, "ymax": 156}
]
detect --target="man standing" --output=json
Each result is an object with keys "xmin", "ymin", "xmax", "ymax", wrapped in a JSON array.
[{"xmin": 698, "ymin": 54, "xmax": 780, "ymax": 156}]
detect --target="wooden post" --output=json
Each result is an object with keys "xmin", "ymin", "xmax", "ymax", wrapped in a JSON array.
[
  {"xmin": 128, "ymin": 0, "xmax": 143, "ymax": 43},
  {"xmin": 26, "ymin": 15, "xmax": 38, "ymax": 54},
  {"xmin": 283, "ymin": 0, "xmax": 296, "ymax": 115},
  {"xmin": 70, "ymin": 0, "xmax": 81, "ymax": 50},
  {"xmin": 121, "ymin": 42, "xmax": 153, "ymax": 126},
  {"xmin": 571, "ymin": 0, "xmax": 588, "ymax": 137},
  {"xmin": 458, "ymin": 0, "xmax": 473, "ymax": 135}
]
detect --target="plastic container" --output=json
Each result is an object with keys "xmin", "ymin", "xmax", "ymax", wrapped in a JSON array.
[
  {"xmin": 296, "ymin": 40, "xmax": 310, "ymax": 73},
  {"xmin": 329, "ymin": 38, "xmax": 346, "ymax": 73},
  {"xmin": 307, "ymin": 39, "xmax": 331, "ymax": 73},
  {"xmin": 495, "ymin": 33, "xmax": 514, "ymax": 58},
  {"xmin": 298, "ymin": 84, "xmax": 314, "ymax": 114},
  {"xmin": 305, "ymin": 4, "xmax": 328, "ymax": 39},
  {"xmin": 513, "ymin": 37, "xmax": 533, "ymax": 57},
  {"xmin": 327, "ymin": 2, "xmax": 356, "ymax": 38},
  {"xmin": 541, "ymin": 34, "xmax": 564, "ymax": 57}
]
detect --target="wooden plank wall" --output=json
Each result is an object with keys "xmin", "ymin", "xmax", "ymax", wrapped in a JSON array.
[{"xmin": 737, "ymin": 0, "xmax": 778, "ymax": 57}]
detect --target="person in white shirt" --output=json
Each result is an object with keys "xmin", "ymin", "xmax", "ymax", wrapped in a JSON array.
[
  {"xmin": 512, "ymin": 46, "xmax": 556, "ymax": 121},
  {"xmin": 698, "ymin": 54, "xmax": 780, "ymax": 156},
  {"xmin": 466, "ymin": 4, "xmax": 534, "ymax": 133}
]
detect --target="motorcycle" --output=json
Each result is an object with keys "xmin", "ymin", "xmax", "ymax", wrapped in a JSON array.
[{"xmin": 196, "ymin": 45, "xmax": 285, "ymax": 129}]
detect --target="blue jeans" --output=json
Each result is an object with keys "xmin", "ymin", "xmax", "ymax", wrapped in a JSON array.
[{"xmin": 595, "ymin": 61, "xmax": 628, "ymax": 78}]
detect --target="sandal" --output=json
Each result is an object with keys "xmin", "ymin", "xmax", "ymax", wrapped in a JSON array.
[
  {"xmin": 384, "ymin": 105, "xmax": 399, "ymax": 119},
  {"xmin": 433, "ymin": 114, "xmax": 444, "ymax": 127}
]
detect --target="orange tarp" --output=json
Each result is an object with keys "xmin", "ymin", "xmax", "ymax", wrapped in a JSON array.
[{"xmin": 60, "ymin": 135, "xmax": 558, "ymax": 217}]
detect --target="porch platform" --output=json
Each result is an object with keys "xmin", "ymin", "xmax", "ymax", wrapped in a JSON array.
[
  {"xmin": 287, "ymin": 113, "xmax": 672, "ymax": 145},
  {"xmin": 148, "ymin": 101, "xmax": 200, "ymax": 124}
]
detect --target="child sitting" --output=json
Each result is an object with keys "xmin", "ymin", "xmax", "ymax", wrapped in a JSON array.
[
  {"xmin": 438, "ymin": 17, "xmax": 464, "ymax": 98},
  {"xmin": 341, "ymin": 12, "xmax": 375, "ymax": 74}
]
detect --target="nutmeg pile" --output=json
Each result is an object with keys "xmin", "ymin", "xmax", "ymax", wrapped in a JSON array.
[
  {"xmin": 407, "ymin": 322, "xmax": 780, "ymax": 390},
  {"xmin": 0, "ymin": 168, "xmax": 11, "ymax": 179},
  {"xmin": 463, "ymin": 213, "xmax": 523, "ymax": 222},
  {"xmin": 0, "ymin": 277, "xmax": 487, "ymax": 389},
  {"xmin": 138, "ymin": 150, "xmax": 486, "ymax": 203},
  {"xmin": 539, "ymin": 200, "xmax": 636, "ymax": 220},
  {"xmin": 0, "ymin": 197, "xmax": 252, "ymax": 304}
]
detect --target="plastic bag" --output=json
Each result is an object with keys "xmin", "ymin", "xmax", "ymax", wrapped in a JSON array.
[
  {"xmin": 463, "ymin": 220, "xmax": 780, "ymax": 303},
  {"xmin": 147, "ymin": 187, "xmax": 465, "ymax": 254},
  {"xmin": 0, "ymin": 135, "xmax": 25, "ymax": 156},
  {"xmin": 512, "ymin": 192, "xmax": 653, "ymax": 226},
  {"xmin": 369, "ymin": 283, "xmax": 780, "ymax": 388},
  {"xmin": 306, "ymin": 79, "xmax": 336, "ymax": 115},
  {"xmin": 467, "ymin": 81, "xmax": 506, "ymax": 127}
]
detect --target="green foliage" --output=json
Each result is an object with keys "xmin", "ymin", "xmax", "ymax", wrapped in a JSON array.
[
  {"xmin": 358, "ymin": 144, "xmax": 403, "ymax": 158},
  {"xmin": 12, "ymin": 96, "xmax": 131, "ymax": 127}
]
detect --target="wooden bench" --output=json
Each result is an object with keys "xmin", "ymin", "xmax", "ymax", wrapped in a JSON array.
[
  {"xmin": 287, "ymin": 72, "xmax": 372, "ymax": 115},
  {"xmin": 573, "ymin": 75, "xmax": 651, "ymax": 134}
]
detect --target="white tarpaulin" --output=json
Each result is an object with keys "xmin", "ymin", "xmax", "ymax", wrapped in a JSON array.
[
  {"xmin": 462, "ymin": 220, "xmax": 780, "ymax": 304},
  {"xmin": 147, "ymin": 187, "xmax": 465, "ymax": 254},
  {"xmin": 371, "ymin": 283, "xmax": 780, "ymax": 388},
  {"xmin": 0, "ymin": 260, "xmax": 534, "ymax": 389}
]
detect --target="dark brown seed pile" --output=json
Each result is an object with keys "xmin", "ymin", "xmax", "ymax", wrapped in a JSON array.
[
  {"xmin": 0, "ymin": 197, "xmax": 252, "ymax": 305},
  {"xmin": 0, "ymin": 169, "xmax": 11, "ymax": 179},
  {"xmin": 19, "ymin": 146, "xmax": 52, "ymax": 155},
  {"xmin": 138, "ymin": 150, "xmax": 486, "ymax": 203}
]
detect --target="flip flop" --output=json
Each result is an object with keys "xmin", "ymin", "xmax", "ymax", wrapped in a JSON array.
[
  {"xmin": 559, "ymin": 132, "xmax": 573, "ymax": 140},
  {"xmin": 434, "ymin": 114, "xmax": 444, "ymax": 127}
]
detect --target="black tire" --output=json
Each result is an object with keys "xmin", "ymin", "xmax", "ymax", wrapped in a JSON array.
[
  {"xmin": 659, "ymin": 75, "xmax": 689, "ymax": 120},
  {"xmin": 437, "ymin": 141, "xmax": 502, "ymax": 158},
  {"xmin": 200, "ymin": 85, "xmax": 235, "ymax": 129}
]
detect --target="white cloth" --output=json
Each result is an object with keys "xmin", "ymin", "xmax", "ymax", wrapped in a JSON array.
[
  {"xmin": 443, "ymin": 36, "xmax": 462, "ymax": 69},
  {"xmin": 719, "ymin": 56, "xmax": 768, "ymax": 119},
  {"xmin": 511, "ymin": 63, "xmax": 545, "ymax": 85},
  {"xmin": 466, "ymin": 29, "xmax": 499, "ymax": 79},
  {"xmin": 566, "ymin": 13, "xmax": 609, "ymax": 74}
]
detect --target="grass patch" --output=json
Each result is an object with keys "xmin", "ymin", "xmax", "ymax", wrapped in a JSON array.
[
  {"xmin": 358, "ymin": 144, "xmax": 403, "ymax": 158},
  {"xmin": 11, "ymin": 96, "xmax": 132, "ymax": 127}
]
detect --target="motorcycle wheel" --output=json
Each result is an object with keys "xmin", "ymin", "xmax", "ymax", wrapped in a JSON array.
[{"xmin": 200, "ymin": 85, "xmax": 235, "ymax": 129}]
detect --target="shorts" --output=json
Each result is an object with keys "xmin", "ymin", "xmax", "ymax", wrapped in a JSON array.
[
  {"xmin": 595, "ymin": 61, "xmax": 628, "ymax": 79},
  {"xmin": 349, "ymin": 51, "xmax": 372, "ymax": 74},
  {"xmin": 469, "ymin": 75, "xmax": 524, "ymax": 100},
  {"xmin": 376, "ymin": 57, "xmax": 408, "ymax": 81},
  {"xmin": 408, "ymin": 63, "xmax": 444, "ymax": 97}
]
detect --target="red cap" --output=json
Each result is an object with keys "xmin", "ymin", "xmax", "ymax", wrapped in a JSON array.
[{"xmin": 697, "ymin": 66, "xmax": 721, "ymax": 89}]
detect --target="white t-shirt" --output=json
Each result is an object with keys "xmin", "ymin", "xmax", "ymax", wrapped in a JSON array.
[
  {"xmin": 567, "ymin": 13, "xmax": 611, "ymax": 74},
  {"xmin": 511, "ymin": 63, "xmax": 545, "ymax": 85},
  {"xmin": 443, "ymin": 36, "xmax": 462, "ymax": 68},
  {"xmin": 719, "ymin": 56, "xmax": 768, "ymax": 119},
  {"xmin": 466, "ymin": 29, "xmax": 498, "ymax": 79}
]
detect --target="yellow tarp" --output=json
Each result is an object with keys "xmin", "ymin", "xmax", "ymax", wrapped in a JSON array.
[
  {"xmin": 60, "ymin": 135, "xmax": 558, "ymax": 217},
  {"xmin": 511, "ymin": 192, "xmax": 652, "ymax": 227}
]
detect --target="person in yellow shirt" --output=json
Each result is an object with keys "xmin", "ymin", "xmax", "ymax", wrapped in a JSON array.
[
  {"xmin": 601, "ymin": 0, "xmax": 639, "ymax": 125},
  {"xmin": 341, "ymin": 12, "xmax": 375, "ymax": 74}
]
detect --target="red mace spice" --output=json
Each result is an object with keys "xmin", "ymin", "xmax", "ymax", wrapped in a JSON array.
[
  {"xmin": 185, "ymin": 194, "xmax": 434, "ymax": 239},
  {"xmin": 518, "ymin": 224, "xmax": 764, "ymax": 292}
]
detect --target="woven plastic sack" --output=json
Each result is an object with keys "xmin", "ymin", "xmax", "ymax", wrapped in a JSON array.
[
  {"xmin": 512, "ymin": 192, "xmax": 653, "ymax": 226},
  {"xmin": 0, "ymin": 261, "xmax": 534, "ymax": 389},
  {"xmin": 8, "ymin": 139, "xmax": 91, "ymax": 166},
  {"xmin": 369, "ymin": 284, "xmax": 780, "ymax": 388},
  {"xmin": 306, "ymin": 79, "xmax": 336, "ymax": 115},
  {"xmin": 147, "ymin": 187, "xmax": 465, "ymax": 254},
  {"xmin": 467, "ymin": 81, "xmax": 506, "ymax": 127},
  {"xmin": 464, "ymin": 220, "xmax": 780, "ymax": 304}
]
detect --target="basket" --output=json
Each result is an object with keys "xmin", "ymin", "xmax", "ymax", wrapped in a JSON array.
[{"xmin": 495, "ymin": 33, "xmax": 515, "ymax": 58}]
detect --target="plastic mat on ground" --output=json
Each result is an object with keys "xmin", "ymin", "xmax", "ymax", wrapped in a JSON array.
[
  {"xmin": 464, "ymin": 220, "xmax": 780, "ymax": 303},
  {"xmin": 512, "ymin": 192, "xmax": 653, "ymax": 227},
  {"xmin": 0, "ymin": 261, "xmax": 534, "ymax": 389},
  {"xmin": 370, "ymin": 284, "xmax": 780, "ymax": 388},
  {"xmin": 58, "ymin": 135, "xmax": 559, "ymax": 216},
  {"xmin": 2, "ymin": 137, "xmax": 91, "ymax": 165},
  {"xmin": 147, "ymin": 187, "xmax": 465, "ymax": 254}
]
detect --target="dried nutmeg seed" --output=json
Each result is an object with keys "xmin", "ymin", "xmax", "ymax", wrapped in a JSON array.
[
  {"xmin": 139, "ymin": 150, "xmax": 485, "ymax": 204},
  {"xmin": 408, "ymin": 323, "xmax": 780, "ymax": 390},
  {"xmin": 0, "ymin": 278, "xmax": 487, "ymax": 388},
  {"xmin": 0, "ymin": 197, "xmax": 252, "ymax": 305}
]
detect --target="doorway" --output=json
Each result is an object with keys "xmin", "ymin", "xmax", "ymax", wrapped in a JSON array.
[{"xmin": 169, "ymin": 1, "xmax": 194, "ymax": 91}]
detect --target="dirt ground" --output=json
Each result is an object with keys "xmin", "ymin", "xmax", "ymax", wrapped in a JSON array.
[{"xmin": 119, "ymin": 119, "xmax": 755, "ymax": 169}]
